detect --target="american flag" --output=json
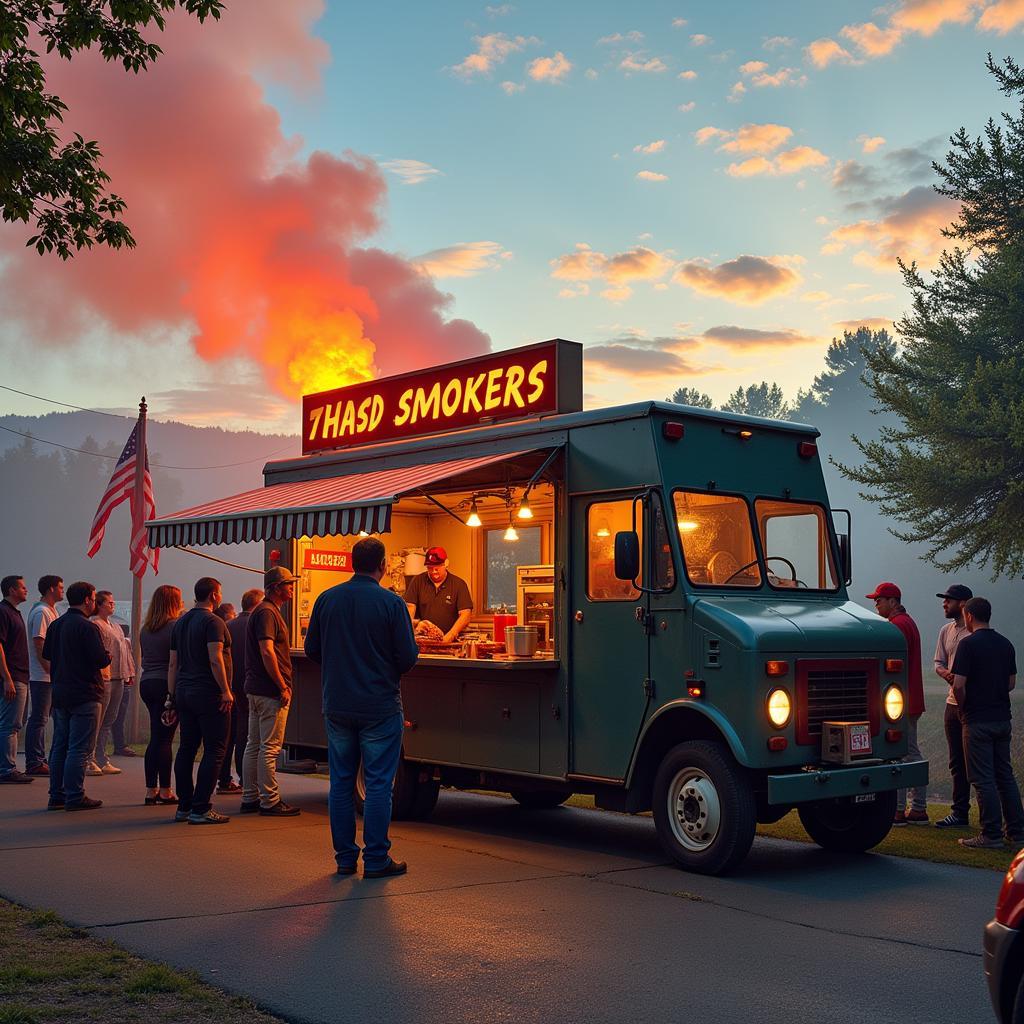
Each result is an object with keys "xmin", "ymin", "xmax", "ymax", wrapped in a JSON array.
[{"xmin": 87, "ymin": 420, "xmax": 159, "ymax": 577}]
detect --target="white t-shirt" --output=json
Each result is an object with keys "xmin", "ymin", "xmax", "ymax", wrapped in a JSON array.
[
  {"xmin": 935, "ymin": 619, "xmax": 971, "ymax": 706},
  {"xmin": 26, "ymin": 602, "xmax": 58, "ymax": 682}
]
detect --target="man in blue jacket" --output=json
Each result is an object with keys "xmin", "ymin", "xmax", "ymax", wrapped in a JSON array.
[{"xmin": 305, "ymin": 537, "xmax": 419, "ymax": 878}]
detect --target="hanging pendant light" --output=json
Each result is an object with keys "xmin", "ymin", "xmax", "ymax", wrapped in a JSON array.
[
  {"xmin": 516, "ymin": 493, "xmax": 533, "ymax": 520},
  {"xmin": 466, "ymin": 497, "xmax": 482, "ymax": 528},
  {"xmin": 504, "ymin": 516, "xmax": 519, "ymax": 542}
]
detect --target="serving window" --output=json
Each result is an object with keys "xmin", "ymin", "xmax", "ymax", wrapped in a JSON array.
[{"xmin": 673, "ymin": 491, "xmax": 762, "ymax": 588}]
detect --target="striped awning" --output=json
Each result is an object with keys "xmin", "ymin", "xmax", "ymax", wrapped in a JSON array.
[{"xmin": 146, "ymin": 451, "xmax": 536, "ymax": 549}]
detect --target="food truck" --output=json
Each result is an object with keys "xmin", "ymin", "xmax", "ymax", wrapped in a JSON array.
[{"xmin": 147, "ymin": 339, "xmax": 927, "ymax": 875}]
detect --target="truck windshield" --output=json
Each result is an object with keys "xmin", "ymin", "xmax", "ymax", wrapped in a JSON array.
[
  {"xmin": 672, "ymin": 491, "xmax": 762, "ymax": 587},
  {"xmin": 754, "ymin": 499, "xmax": 839, "ymax": 591}
]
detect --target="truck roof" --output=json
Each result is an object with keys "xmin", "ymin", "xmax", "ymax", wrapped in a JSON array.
[{"xmin": 267, "ymin": 399, "xmax": 819, "ymax": 478}]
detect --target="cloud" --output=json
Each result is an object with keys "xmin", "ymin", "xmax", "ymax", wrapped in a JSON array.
[
  {"xmin": 700, "ymin": 325, "xmax": 818, "ymax": 349},
  {"xmin": 726, "ymin": 156, "xmax": 774, "ymax": 177},
  {"xmin": 890, "ymin": 0, "xmax": 983, "ymax": 35},
  {"xmin": 729, "ymin": 81, "xmax": 747, "ymax": 102},
  {"xmin": 0, "ymin": 1, "xmax": 491, "ymax": 399},
  {"xmin": 634, "ymin": 139, "xmax": 666, "ymax": 154},
  {"xmin": 619, "ymin": 52, "xmax": 669, "ymax": 73},
  {"xmin": 805, "ymin": 38, "xmax": 856, "ymax": 67},
  {"xmin": 151, "ymin": 379, "xmax": 292, "ymax": 425},
  {"xmin": 528, "ymin": 51, "xmax": 572, "ymax": 82},
  {"xmin": 832, "ymin": 159, "xmax": 886, "ymax": 193},
  {"xmin": 678, "ymin": 69, "xmax": 698, "ymax": 79},
  {"xmin": 598, "ymin": 30, "xmax": 644, "ymax": 45},
  {"xmin": 486, "ymin": 4, "xmax": 515, "ymax": 16},
  {"xmin": 672, "ymin": 18, "xmax": 688, "ymax": 28},
  {"xmin": 979, "ymin": 0, "xmax": 1024, "ymax": 32},
  {"xmin": 678, "ymin": 101, "xmax": 696, "ymax": 112},
  {"xmin": 727, "ymin": 146, "xmax": 829, "ymax": 177},
  {"xmin": 739, "ymin": 60, "xmax": 769, "ymax": 74},
  {"xmin": 690, "ymin": 34, "xmax": 713, "ymax": 46},
  {"xmin": 859, "ymin": 134, "xmax": 887, "ymax": 153},
  {"xmin": 801, "ymin": 290, "xmax": 832, "ymax": 302},
  {"xmin": 674, "ymin": 255, "xmax": 802, "ymax": 304},
  {"xmin": 748, "ymin": 66, "xmax": 807, "ymax": 87},
  {"xmin": 500, "ymin": 80, "xmax": 525, "ymax": 94},
  {"xmin": 696, "ymin": 122, "xmax": 793, "ymax": 154},
  {"xmin": 380, "ymin": 158, "xmax": 442, "ymax": 185},
  {"xmin": 550, "ymin": 243, "xmax": 674, "ymax": 298},
  {"xmin": 413, "ymin": 241, "xmax": 511, "ymax": 278},
  {"xmin": 763, "ymin": 35, "xmax": 796, "ymax": 49},
  {"xmin": 822, "ymin": 185, "xmax": 960, "ymax": 270},
  {"xmin": 841, "ymin": 21, "xmax": 904, "ymax": 56},
  {"xmin": 451, "ymin": 33, "xmax": 537, "ymax": 78},
  {"xmin": 584, "ymin": 343, "xmax": 701, "ymax": 378},
  {"xmin": 636, "ymin": 170, "xmax": 669, "ymax": 181}
]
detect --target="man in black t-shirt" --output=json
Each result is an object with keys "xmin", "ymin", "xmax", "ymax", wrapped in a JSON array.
[
  {"xmin": 240, "ymin": 567, "xmax": 300, "ymax": 817},
  {"xmin": 167, "ymin": 577, "xmax": 233, "ymax": 825},
  {"xmin": 404, "ymin": 546, "xmax": 473, "ymax": 644},
  {"xmin": 952, "ymin": 596, "xmax": 1024, "ymax": 848}
]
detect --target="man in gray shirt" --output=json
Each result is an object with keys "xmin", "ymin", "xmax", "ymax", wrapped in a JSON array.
[
  {"xmin": 25, "ymin": 575, "xmax": 63, "ymax": 775},
  {"xmin": 934, "ymin": 584, "xmax": 973, "ymax": 829}
]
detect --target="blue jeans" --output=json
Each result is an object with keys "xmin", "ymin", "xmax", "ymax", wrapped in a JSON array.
[
  {"xmin": 325, "ymin": 712, "xmax": 403, "ymax": 871},
  {"xmin": 0, "ymin": 679, "xmax": 29, "ymax": 777},
  {"xmin": 112, "ymin": 684, "xmax": 132, "ymax": 750},
  {"xmin": 25, "ymin": 681, "xmax": 52, "ymax": 770},
  {"xmin": 94, "ymin": 678, "xmax": 124, "ymax": 767},
  {"xmin": 50, "ymin": 702, "xmax": 102, "ymax": 804}
]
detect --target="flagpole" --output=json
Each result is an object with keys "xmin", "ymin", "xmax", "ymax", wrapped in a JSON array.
[{"xmin": 129, "ymin": 396, "xmax": 146, "ymax": 743}]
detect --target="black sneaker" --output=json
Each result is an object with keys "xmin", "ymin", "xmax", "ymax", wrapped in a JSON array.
[
  {"xmin": 47, "ymin": 799, "xmax": 65, "ymax": 811},
  {"xmin": 336, "ymin": 864, "xmax": 358, "ymax": 876},
  {"xmin": 238, "ymin": 800, "xmax": 261, "ymax": 814},
  {"xmin": 363, "ymin": 858, "xmax": 407, "ymax": 878},
  {"xmin": 0, "ymin": 770, "xmax": 34, "ymax": 784},
  {"xmin": 259, "ymin": 801, "xmax": 301, "ymax": 817},
  {"xmin": 65, "ymin": 797, "xmax": 102, "ymax": 811},
  {"xmin": 935, "ymin": 812, "xmax": 970, "ymax": 829}
]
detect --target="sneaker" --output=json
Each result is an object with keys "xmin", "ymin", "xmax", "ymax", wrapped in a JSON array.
[
  {"xmin": 892, "ymin": 811, "xmax": 908, "ymax": 826},
  {"xmin": 0, "ymin": 770, "xmax": 34, "ymax": 784},
  {"xmin": 906, "ymin": 810, "xmax": 930, "ymax": 825},
  {"xmin": 935, "ymin": 813, "xmax": 970, "ymax": 829},
  {"xmin": 100, "ymin": 764, "xmax": 122, "ymax": 775},
  {"xmin": 259, "ymin": 801, "xmax": 301, "ymax": 817},
  {"xmin": 65, "ymin": 797, "xmax": 102, "ymax": 811},
  {"xmin": 959, "ymin": 834, "xmax": 1004, "ymax": 849},
  {"xmin": 173, "ymin": 808, "xmax": 192, "ymax": 822},
  {"xmin": 26, "ymin": 764, "xmax": 50, "ymax": 776},
  {"xmin": 217, "ymin": 780, "xmax": 242, "ymax": 794},
  {"xmin": 114, "ymin": 747, "xmax": 137, "ymax": 757},
  {"xmin": 336, "ymin": 864, "xmax": 358, "ymax": 876},
  {"xmin": 47, "ymin": 799, "xmax": 65, "ymax": 810},
  {"xmin": 85, "ymin": 762, "xmax": 103, "ymax": 777},
  {"xmin": 188, "ymin": 809, "xmax": 230, "ymax": 825},
  {"xmin": 363, "ymin": 858, "xmax": 407, "ymax": 879},
  {"xmin": 238, "ymin": 801, "xmax": 261, "ymax": 814}
]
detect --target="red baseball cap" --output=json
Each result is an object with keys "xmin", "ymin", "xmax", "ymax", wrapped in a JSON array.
[
  {"xmin": 865, "ymin": 581, "xmax": 901, "ymax": 600},
  {"xmin": 424, "ymin": 546, "xmax": 448, "ymax": 566}
]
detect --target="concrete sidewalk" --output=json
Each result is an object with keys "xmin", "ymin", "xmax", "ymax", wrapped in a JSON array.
[{"xmin": 0, "ymin": 759, "xmax": 997, "ymax": 1024}]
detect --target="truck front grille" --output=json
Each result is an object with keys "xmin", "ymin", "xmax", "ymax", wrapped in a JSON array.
[{"xmin": 795, "ymin": 659, "xmax": 879, "ymax": 746}]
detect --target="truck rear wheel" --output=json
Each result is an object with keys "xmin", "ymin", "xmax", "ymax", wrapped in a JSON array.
[
  {"xmin": 797, "ymin": 790, "xmax": 896, "ymax": 853},
  {"xmin": 509, "ymin": 789, "xmax": 571, "ymax": 809},
  {"xmin": 652, "ymin": 741, "xmax": 756, "ymax": 875},
  {"xmin": 355, "ymin": 757, "xmax": 436, "ymax": 821}
]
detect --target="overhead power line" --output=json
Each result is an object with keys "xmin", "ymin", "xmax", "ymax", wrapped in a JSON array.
[{"xmin": 0, "ymin": 383, "xmax": 130, "ymax": 419}]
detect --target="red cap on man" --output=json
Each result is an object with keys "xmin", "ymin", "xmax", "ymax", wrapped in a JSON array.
[
  {"xmin": 424, "ymin": 546, "xmax": 448, "ymax": 566},
  {"xmin": 865, "ymin": 581, "xmax": 901, "ymax": 600}
]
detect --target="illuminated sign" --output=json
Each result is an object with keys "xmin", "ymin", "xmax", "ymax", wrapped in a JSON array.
[
  {"xmin": 301, "ymin": 339, "xmax": 582, "ymax": 454},
  {"xmin": 303, "ymin": 548, "xmax": 353, "ymax": 572}
]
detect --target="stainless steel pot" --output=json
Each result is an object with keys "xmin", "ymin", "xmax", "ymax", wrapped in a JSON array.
[{"xmin": 505, "ymin": 625, "xmax": 539, "ymax": 657}]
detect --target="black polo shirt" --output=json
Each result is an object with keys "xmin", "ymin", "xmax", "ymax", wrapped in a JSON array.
[
  {"xmin": 0, "ymin": 598, "xmax": 29, "ymax": 683},
  {"xmin": 245, "ymin": 600, "xmax": 292, "ymax": 698},
  {"xmin": 404, "ymin": 571, "xmax": 473, "ymax": 633}
]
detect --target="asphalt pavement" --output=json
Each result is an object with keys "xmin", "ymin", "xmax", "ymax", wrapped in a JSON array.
[{"xmin": 0, "ymin": 760, "xmax": 999, "ymax": 1024}]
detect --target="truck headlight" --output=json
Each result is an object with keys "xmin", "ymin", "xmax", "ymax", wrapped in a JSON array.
[
  {"xmin": 884, "ymin": 685, "xmax": 904, "ymax": 721},
  {"xmin": 767, "ymin": 688, "xmax": 791, "ymax": 728}
]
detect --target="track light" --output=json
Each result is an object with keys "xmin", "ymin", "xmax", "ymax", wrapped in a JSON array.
[{"xmin": 466, "ymin": 498, "xmax": 482, "ymax": 528}]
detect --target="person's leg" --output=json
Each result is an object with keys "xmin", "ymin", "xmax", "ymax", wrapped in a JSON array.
[
  {"xmin": 112, "ymin": 685, "xmax": 131, "ymax": 750},
  {"xmin": 359, "ymin": 712, "xmax": 405, "ymax": 871},
  {"xmin": 143, "ymin": 693, "xmax": 163, "ymax": 790},
  {"xmin": 174, "ymin": 693, "xmax": 201, "ymax": 813},
  {"xmin": 944, "ymin": 703, "xmax": 971, "ymax": 821},
  {"xmin": 218, "ymin": 707, "xmax": 236, "ymax": 788},
  {"xmin": 48, "ymin": 708, "xmax": 70, "ymax": 804},
  {"xmin": 233, "ymin": 699, "xmax": 248, "ymax": 781},
  {"xmin": 190, "ymin": 695, "xmax": 230, "ymax": 815},
  {"xmin": 964, "ymin": 721, "xmax": 1002, "ymax": 839},
  {"xmin": 904, "ymin": 715, "xmax": 928, "ymax": 814},
  {"xmin": 991, "ymin": 722, "xmax": 1024, "ymax": 837},
  {"xmin": 64, "ymin": 702, "xmax": 101, "ymax": 805},
  {"xmin": 91, "ymin": 679, "xmax": 112, "ymax": 766},
  {"xmin": 325, "ymin": 715, "xmax": 361, "ymax": 869},
  {"xmin": 0, "ymin": 680, "xmax": 27, "ymax": 776},
  {"xmin": 158, "ymin": 714, "xmax": 177, "ymax": 793},
  {"xmin": 257, "ymin": 698, "xmax": 288, "ymax": 808},
  {"xmin": 241, "ymin": 700, "xmax": 261, "ymax": 805},
  {"xmin": 25, "ymin": 681, "xmax": 52, "ymax": 771},
  {"xmin": 94, "ymin": 678, "xmax": 123, "ymax": 768}
]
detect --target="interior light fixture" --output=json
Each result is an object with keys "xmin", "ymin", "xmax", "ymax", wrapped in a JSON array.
[
  {"xmin": 677, "ymin": 519, "xmax": 699, "ymax": 533},
  {"xmin": 504, "ymin": 517, "xmax": 519, "ymax": 542},
  {"xmin": 517, "ymin": 494, "xmax": 534, "ymax": 520},
  {"xmin": 466, "ymin": 497, "xmax": 482, "ymax": 528},
  {"xmin": 595, "ymin": 518, "xmax": 611, "ymax": 538}
]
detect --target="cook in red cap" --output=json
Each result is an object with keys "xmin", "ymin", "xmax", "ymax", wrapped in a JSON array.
[
  {"xmin": 865, "ymin": 581, "xmax": 901, "ymax": 600},
  {"xmin": 404, "ymin": 546, "xmax": 474, "ymax": 644}
]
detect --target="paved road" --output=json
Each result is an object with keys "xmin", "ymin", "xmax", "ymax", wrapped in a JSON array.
[{"xmin": 0, "ymin": 762, "xmax": 998, "ymax": 1024}]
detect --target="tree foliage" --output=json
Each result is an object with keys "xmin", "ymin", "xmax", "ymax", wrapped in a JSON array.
[
  {"xmin": 0, "ymin": 0, "xmax": 222, "ymax": 258},
  {"xmin": 839, "ymin": 55, "xmax": 1024, "ymax": 577},
  {"xmin": 721, "ymin": 381, "xmax": 791, "ymax": 420},
  {"xmin": 794, "ymin": 327, "xmax": 896, "ymax": 419},
  {"xmin": 666, "ymin": 386, "xmax": 714, "ymax": 409}
]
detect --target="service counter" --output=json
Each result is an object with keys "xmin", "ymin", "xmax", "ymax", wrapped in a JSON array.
[{"xmin": 285, "ymin": 650, "xmax": 566, "ymax": 777}]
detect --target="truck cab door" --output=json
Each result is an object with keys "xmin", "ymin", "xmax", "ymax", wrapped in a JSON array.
[{"xmin": 570, "ymin": 491, "xmax": 652, "ymax": 779}]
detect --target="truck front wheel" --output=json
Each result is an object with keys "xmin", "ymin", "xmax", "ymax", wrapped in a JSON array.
[
  {"xmin": 797, "ymin": 790, "xmax": 897, "ymax": 853},
  {"xmin": 652, "ymin": 741, "xmax": 756, "ymax": 875}
]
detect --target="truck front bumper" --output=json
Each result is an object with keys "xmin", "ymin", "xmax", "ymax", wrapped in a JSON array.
[{"xmin": 767, "ymin": 759, "xmax": 929, "ymax": 806}]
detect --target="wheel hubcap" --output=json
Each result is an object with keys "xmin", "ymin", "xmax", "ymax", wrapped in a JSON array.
[{"xmin": 668, "ymin": 769, "xmax": 722, "ymax": 852}]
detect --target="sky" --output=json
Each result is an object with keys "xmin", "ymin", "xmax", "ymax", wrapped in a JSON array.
[{"xmin": 1, "ymin": 0, "xmax": 1020, "ymax": 433}]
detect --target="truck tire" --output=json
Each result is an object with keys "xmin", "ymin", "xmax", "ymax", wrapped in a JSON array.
[
  {"xmin": 652, "ymin": 740, "xmax": 756, "ymax": 875},
  {"xmin": 509, "ymin": 789, "xmax": 571, "ymax": 809},
  {"xmin": 797, "ymin": 790, "xmax": 897, "ymax": 853},
  {"xmin": 354, "ymin": 757, "xmax": 427, "ymax": 820}
]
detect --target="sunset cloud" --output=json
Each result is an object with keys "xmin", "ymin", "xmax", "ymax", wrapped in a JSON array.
[
  {"xmin": 690, "ymin": 34, "xmax": 713, "ymax": 46},
  {"xmin": 763, "ymin": 36, "xmax": 796, "ymax": 50},
  {"xmin": 726, "ymin": 146, "xmax": 829, "ymax": 177},
  {"xmin": 634, "ymin": 139, "xmax": 666, "ymax": 154},
  {"xmin": 584, "ymin": 343, "xmax": 700, "ymax": 378},
  {"xmin": 598, "ymin": 30, "xmax": 644, "ymax": 45},
  {"xmin": 451, "ymin": 32, "xmax": 537, "ymax": 78},
  {"xmin": 805, "ymin": 38, "xmax": 856, "ymax": 68},
  {"xmin": 748, "ymin": 66, "xmax": 807, "ymax": 87},
  {"xmin": 678, "ymin": 101, "xmax": 696, "ymax": 112},
  {"xmin": 697, "ymin": 122, "xmax": 793, "ymax": 154},
  {"xmin": 380, "ymin": 158, "xmax": 442, "ymax": 185},
  {"xmin": 619, "ymin": 52, "xmax": 669, "ymax": 73},
  {"xmin": 550, "ymin": 244, "xmax": 674, "ymax": 294},
  {"xmin": 700, "ymin": 325, "xmax": 819, "ymax": 349},
  {"xmin": 674, "ymin": 255, "xmax": 802, "ymax": 304},
  {"xmin": 739, "ymin": 60, "xmax": 768, "ymax": 75},
  {"xmin": 890, "ymin": 0, "xmax": 983, "ymax": 36},
  {"xmin": 678, "ymin": 69, "xmax": 698, "ymax": 80},
  {"xmin": 414, "ymin": 241, "xmax": 511, "ymax": 278},
  {"xmin": 859, "ymin": 134, "xmax": 887, "ymax": 153},
  {"xmin": 979, "ymin": 0, "xmax": 1024, "ymax": 32},
  {"xmin": 840, "ymin": 21, "xmax": 904, "ymax": 56},
  {"xmin": 528, "ymin": 51, "xmax": 572, "ymax": 82},
  {"xmin": 636, "ymin": 170, "xmax": 669, "ymax": 181}
]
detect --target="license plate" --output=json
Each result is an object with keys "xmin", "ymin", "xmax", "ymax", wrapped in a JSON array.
[
  {"xmin": 850, "ymin": 725, "xmax": 871, "ymax": 753},
  {"xmin": 854, "ymin": 793, "xmax": 876, "ymax": 803}
]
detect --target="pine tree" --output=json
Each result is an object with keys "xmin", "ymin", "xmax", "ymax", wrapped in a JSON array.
[
  {"xmin": 793, "ymin": 327, "xmax": 896, "ymax": 419},
  {"xmin": 666, "ymin": 386, "xmax": 714, "ymax": 408},
  {"xmin": 839, "ymin": 55, "xmax": 1024, "ymax": 576},
  {"xmin": 721, "ymin": 382, "xmax": 790, "ymax": 420}
]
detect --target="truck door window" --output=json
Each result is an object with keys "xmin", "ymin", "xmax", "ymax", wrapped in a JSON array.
[
  {"xmin": 672, "ymin": 491, "xmax": 762, "ymax": 588},
  {"xmin": 650, "ymin": 490, "xmax": 676, "ymax": 591},
  {"xmin": 587, "ymin": 499, "xmax": 642, "ymax": 601},
  {"xmin": 755, "ymin": 499, "xmax": 839, "ymax": 591}
]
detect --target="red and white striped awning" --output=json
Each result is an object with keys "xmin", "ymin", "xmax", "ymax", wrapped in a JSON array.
[{"xmin": 146, "ymin": 451, "xmax": 536, "ymax": 548}]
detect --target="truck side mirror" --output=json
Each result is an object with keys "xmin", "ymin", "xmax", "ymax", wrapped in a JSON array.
[
  {"xmin": 838, "ymin": 533, "xmax": 852, "ymax": 585},
  {"xmin": 614, "ymin": 531, "xmax": 640, "ymax": 581}
]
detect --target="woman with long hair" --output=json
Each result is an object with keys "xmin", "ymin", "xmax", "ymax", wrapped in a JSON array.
[{"xmin": 140, "ymin": 585, "xmax": 184, "ymax": 804}]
